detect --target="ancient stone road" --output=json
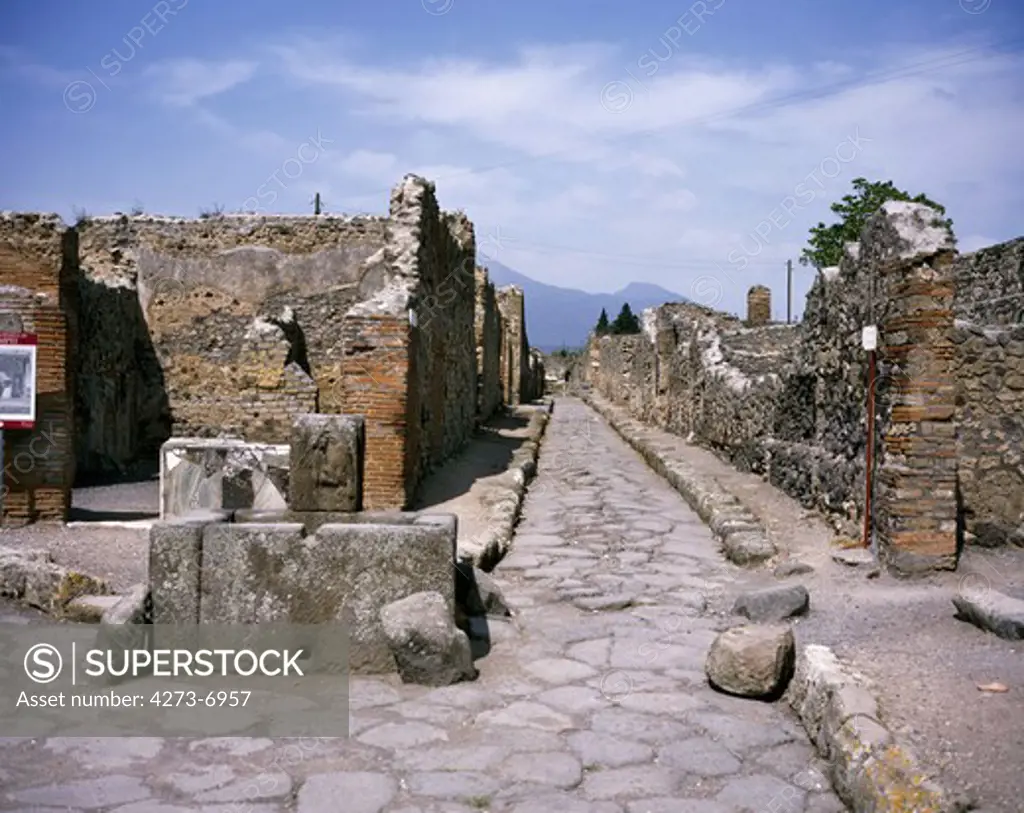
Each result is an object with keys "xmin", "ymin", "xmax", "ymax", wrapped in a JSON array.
[{"xmin": 0, "ymin": 399, "xmax": 844, "ymax": 812}]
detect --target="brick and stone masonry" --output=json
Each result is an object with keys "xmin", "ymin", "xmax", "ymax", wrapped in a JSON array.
[
  {"xmin": 0, "ymin": 214, "xmax": 77, "ymax": 525},
  {"xmin": 1, "ymin": 175, "xmax": 547, "ymax": 520},
  {"xmin": 586, "ymin": 202, "xmax": 1021, "ymax": 574},
  {"xmin": 746, "ymin": 285, "xmax": 772, "ymax": 326}
]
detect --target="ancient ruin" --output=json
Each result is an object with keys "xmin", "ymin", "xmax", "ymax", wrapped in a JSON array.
[
  {"xmin": 585, "ymin": 202, "xmax": 1024, "ymax": 576},
  {"xmin": 0, "ymin": 175, "xmax": 545, "ymax": 524}
]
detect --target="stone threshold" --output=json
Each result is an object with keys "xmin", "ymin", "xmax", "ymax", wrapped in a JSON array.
[{"xmin": 583, "ymin": 392, "xmax": 777, "ymax": 567}]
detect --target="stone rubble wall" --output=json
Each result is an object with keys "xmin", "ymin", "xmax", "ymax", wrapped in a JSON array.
[
  {"xmin": 0, "ymin": 214, "xmax": 77, "ymax": 524},
  {"xmin": 590, "ymin": 202, "xmax": 984, "ymax": 573},
  {"xmin": 495, "ymin": 284, "xmax": 543, "ymax": 405},
  {"xmin": 951, "ymin": 323, "xmax": 1024, "ymax": 547},
  {"xmin": 474, "ymin": 266, "xmax": 502, "ymax": 422},
  {"xmin": 74, "ymin": 212, "xmax": 387, "ymax": 476}
]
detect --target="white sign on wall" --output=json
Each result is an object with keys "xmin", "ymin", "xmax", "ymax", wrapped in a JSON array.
[{"xmin": 0, "ymin": 333, "xmax": 38, "ymax": 429}]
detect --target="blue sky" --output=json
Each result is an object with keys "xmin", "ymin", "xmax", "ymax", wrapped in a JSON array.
[{"xmin": 1, "ymin": 0, "xmax": 1022, "ymax": 318}]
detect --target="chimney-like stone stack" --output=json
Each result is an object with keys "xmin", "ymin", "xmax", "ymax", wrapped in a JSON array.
[{"xmin": 746, "ymin": 285, "xmax": 771, "ymax": 326}]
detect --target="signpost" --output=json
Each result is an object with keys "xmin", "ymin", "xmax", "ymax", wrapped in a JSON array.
[{"xmin": 0, "ymin": 331, "xmax": 38, "ymax": 523}]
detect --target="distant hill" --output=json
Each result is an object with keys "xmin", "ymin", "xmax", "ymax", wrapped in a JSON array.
[{"xmin": 480, "ymin": 258, "xmax": 689, "ymax": 351}]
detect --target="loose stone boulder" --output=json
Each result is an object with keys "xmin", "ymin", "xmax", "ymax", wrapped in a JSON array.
[
  {"xmin": 380, "ymin": 591, "xmax": 477, "ymax": 686},
  {"xmin": 733, "ymin": 584, "xmax": 810, "ymax": 622},
  {"xmin": 706, "ymin": 624, "xmax": 796, "ymax": 699}
]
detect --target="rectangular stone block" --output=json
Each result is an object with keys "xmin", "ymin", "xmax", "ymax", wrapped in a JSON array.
[
  {"xmin": 199, "ymin": 523, "xmax": 308, "ymax": 624},
  {"xmin": 309, "ymin": 518, "xmax": 457, "ymax": 673},
  {"xmin": 289, "ymin": 414, "xmax": 365, "ymax": 512},
  {"xmin": 148, "ymin": 521, "xmax": 207, "ymax": 625}
]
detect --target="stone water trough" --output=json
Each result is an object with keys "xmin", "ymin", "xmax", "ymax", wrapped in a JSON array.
[{"xmin": 142, "ymin": 414, "xmax": 476, "ymax": 684}]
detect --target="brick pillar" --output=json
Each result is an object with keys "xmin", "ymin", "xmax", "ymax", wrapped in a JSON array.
[
  {"xmin": 876, "ymin": 254, "xmax": 959, "ymax": 574},
  {"xmin": 339, "ymin": 314, "xmax": 413, "ymax": 510},
  {"xmin": 746, "ymin": 285, "xmax": 771, "ymax": 326},
  {"xmin": 0, "ymin": 215, "xmax": 76, "ymax": 525}
]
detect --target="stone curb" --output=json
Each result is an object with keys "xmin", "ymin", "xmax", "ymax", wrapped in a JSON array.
[
  {"xmin": 583, "ymin": 393, "xmax": 777, "ymax": 567},
  {"xmin": 464, "ymin": 400, "xmax": 554, "ymax": 572},
  {"xmin": 788, "ymin": 644, "xmax": 960, "ymax": 813}
]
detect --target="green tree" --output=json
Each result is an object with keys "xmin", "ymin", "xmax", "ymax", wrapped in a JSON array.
[
  {"xmin": 799, "ymin": 178, "xmax": 952, "ymax": 270},
  {"xmin": 594, "ymin": 308, "xmax": 610, "ymax": 336},
  {"xmin": 610, "ymin": 302, "xmax": 642, "ymax": 335}
]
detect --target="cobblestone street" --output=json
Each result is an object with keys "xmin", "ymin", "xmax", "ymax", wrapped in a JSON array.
[{"xmin": 0, "ymin": 399, "xmax": 843, "ymax": 812}]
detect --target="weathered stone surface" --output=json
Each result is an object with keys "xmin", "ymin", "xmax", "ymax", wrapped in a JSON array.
[
  {"xmin": 0, "ymin": 546, "xmax": 108, "ymax": 614},
  {"xmin": 288, "ymin": 414, "xmax": 365, "ymax": 512},
  {"xmin": 733, "ymin": 584, "xmax": 810, "ymax": 622},
  {"xmin": 705, "ymin": 624, "xmax": 795, "ymax": 698},
  {"xmin": 149, "ymin": 520, "xmax": 207, "ymax": 625},
  {"xmin": 953, "ymin": 589, "xmax": 1024, "ymax": 640},
  {"xmin": 64, "ymin": 594, "xmax": 122, "ymax": 623},
  {"xmin": 455, "ymin": 561, "xmax": 511, "ymax": 617},
  {"xmin": 787, "ymin": 644, "xmax": 952, "ymax": 812},
  {"xmin": 380, "ymin": 591, "xmax": 477, "ymax": 686},
  {"xmin": 297, "ymin": 772, "xmax": 397, "ymax": 813},
  {"xmin": 775, "ymin": 558, "xmax": 814, "ymax": 577},
  {"xmin": 722, "ymin": 531, "xmax": 777, "ymax": 566},
  {"xmin": 197, "ymin": 516, "xmax": 457, "ymax": 673}
]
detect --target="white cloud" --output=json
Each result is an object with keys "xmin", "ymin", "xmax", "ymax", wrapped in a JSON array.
[
  {"xmin": 158, "ymin": 35, "xmax": 1024, "ymax": 310},
  {"xmin": 144, "ymin": 58, "xmax": 257, "ymax": 107}
]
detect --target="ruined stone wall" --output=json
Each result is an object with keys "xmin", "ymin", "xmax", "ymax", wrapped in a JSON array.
[
  {"xmin": 340, "ymin": 176, "xmax": 478, "ymax": 509},
  {"xmin": 952, "ymin": 239, "xmax": 1024, "ymax": 547},
  {"xmin": 497, "ymin": 285, "xmax": 529, "ymax": 404},
  {"xmin": 474, "ymin": 267, "xmax": 502, "ymax": 422},
  {"xmin": 74, "ymin": 213, "xmax": 388, "ymax": 477},
  {"xmin": 0, "ymin": 214, "xmax": 77, "ymax": 523},
  {"xmin": 591, "ymin": 202, "xmax": 965, "ymax": 573}
]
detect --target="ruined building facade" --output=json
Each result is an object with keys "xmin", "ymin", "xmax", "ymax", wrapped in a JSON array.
[
  {"xmin": 586, "ymin": 203, "xmax": 1024, "ymax": 575},
  {"xmin": 0, "ymin": 175, "xmax": 544, "ymax": 523}
]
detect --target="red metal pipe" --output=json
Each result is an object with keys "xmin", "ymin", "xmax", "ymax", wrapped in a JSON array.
[{"xmin": 863, "ymin": 349, "xmax": 876, "ymax": 548}]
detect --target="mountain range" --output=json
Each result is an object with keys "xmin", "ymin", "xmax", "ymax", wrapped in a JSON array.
[{"xmin": 480, "ymin": 258, "xmax": 689, "ymax": 352}]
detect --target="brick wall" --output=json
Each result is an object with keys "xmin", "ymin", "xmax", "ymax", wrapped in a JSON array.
[{"xmin": 0, "ymin": 214, "xmax": 76, "ymax": 524}]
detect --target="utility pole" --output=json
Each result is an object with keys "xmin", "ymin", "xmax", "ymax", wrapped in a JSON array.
[
  {"xmin": 786, "ymin": 259, "xmax": 792, "ymax": 325},
  {"xmin": 313, "ymin": 193, "xmax": 322, "ymax": 215}
]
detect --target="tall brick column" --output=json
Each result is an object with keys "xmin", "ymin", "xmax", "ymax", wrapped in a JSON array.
[{"xmin": 875, "ymin": 252, "xmax": 959, "ymax": 574}]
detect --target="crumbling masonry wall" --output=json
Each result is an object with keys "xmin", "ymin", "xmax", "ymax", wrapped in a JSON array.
[
  {"xmin": 590, "ymin": 203, "xmax": 970, "ymax": 574},
  {"xmin": 0, "ymin": 214, "xmax": 77, "ymax": 524},
  {"xmin": 339, "ymin": 176, "xmax": 478, "ymax": 509},
  {"xmin": 74, "ymin": 213, "xmax": 387, "ymax": 476},
  {"xmin": 495, "ymin": 285, "xmax": 543, "ymax": 405},
  {"xmin": 475, "ymin": 267, "xmax": 502, "ymax": 422},
  {"xmin": 951, "ymin": 239, "xmax": 1024, "ymax": 547}
]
